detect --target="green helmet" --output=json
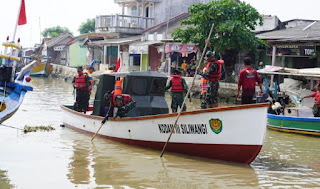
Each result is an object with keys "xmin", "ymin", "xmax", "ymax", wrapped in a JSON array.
[{"xmin": 206, "ymin": 51, "xmax": 215, "ymax": 57}]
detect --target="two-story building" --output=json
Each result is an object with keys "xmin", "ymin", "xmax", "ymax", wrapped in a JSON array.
[{"xmin": 92, "ymin": 0, "xmax": 228, "ymax": 72}]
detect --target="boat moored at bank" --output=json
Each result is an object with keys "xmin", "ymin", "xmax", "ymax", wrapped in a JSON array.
[{"xmin": 61, "ymin": 71, "xmax": 269, "ymax": 164}]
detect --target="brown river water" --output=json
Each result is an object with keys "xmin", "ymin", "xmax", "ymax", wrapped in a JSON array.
[{"xmin": 0, "ymin": 77, "xmax": 320, "ymax": 189}]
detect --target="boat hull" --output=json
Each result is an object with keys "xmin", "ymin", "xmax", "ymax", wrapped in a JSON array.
[
  {"xmin": 0, "ymin": 90, "xmax": 26, "ymax": 124},
  {"xmin": 61, "ymin": 103, "xmax": 268, "ymax": 164},
  {"xmin": 267, "ymin": 113, "xmax": 320, "ymax": 135},
  {"xmin": 31, "ymin": 62, "xmax": 52, "ymax": 77}
]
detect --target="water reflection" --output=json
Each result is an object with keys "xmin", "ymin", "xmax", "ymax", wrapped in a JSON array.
[
  {"xmin": 63, "ymin": 129, "xmax": 260, "ymax": 188},
  {"xmin": 252, "ymin": 130, "xmax": 320, "ymax": 188}
]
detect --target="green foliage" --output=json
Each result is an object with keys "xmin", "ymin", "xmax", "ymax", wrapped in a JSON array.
[
  {"xmin": 172, "ymin": 0, "xmax": 267, "ymax": 53},
  {"xmin": 41, "ymin": 26, "xmax": 71, "ymax": 38},
  {"xmin": 78, "ymin": 18, "xmax": 96, "ymax": 34},
  {"xmin": 23, "ymin": 125, "xmax": 55, "ymax": 133}
]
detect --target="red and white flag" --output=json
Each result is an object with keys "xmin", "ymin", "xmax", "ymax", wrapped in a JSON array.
[
  {"xmin": 18, "ymin": 0, "xmax": 27, "ymax": 25},
  {"xmin": 114, "ymin": 56, "xmax": 121, "ymax": 72}
]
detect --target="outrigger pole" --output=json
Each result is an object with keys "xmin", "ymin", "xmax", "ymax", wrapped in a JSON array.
[{"xmin": 160, "ymin": 23, "xmax": 215, "ymax": 157}]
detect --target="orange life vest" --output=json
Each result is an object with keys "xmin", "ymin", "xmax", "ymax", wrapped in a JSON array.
[
  {"xmin": 114, "ymin": 77, "xmax": 123, "ymax": 95},
  {"xmin": 206, "ymin": 60, "xmax": 224, "ymax": 82},
  {"xmin": 171, "ymin": 75, "xmax": 184, "ymax": 93},
  {"xmin": 201, "ymin": 77, "xmax": 208, "ymax": 94},
  {"xmin": 75, "ymin": 74, "xmax": 89, "ymax": 91}
]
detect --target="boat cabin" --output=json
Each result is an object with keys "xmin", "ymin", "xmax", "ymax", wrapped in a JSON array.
[{"xmin": 92, "ymin": 71, "xmax": 169, "ymax": 117}]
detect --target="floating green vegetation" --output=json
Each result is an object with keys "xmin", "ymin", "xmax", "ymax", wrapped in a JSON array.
[{"xmin": 23, "ymin": 125, "xmax": 55, "ymax": 133}]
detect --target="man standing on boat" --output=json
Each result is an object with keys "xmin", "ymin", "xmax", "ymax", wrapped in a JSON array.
[
  {"xmin": 198, "ymin": 51, "xmax": 224, "ymax": 109},
  {"xmin": 72, "ymin": 66, "xmax": 91, "ymax": 113},
  {"xmin": 236, "ymin": 57, "xmax": 263, "ymax": 105},
  {"xmin": 165, "ymin": 68, "xmax": 189, "ymax": 113},
  {"xmin": 301, "ymin": 84, "xmax": 320, "ymax": 117},
  {"xmin": 102, "ymin": 91, "xmax": 136, "ymax": 123}
]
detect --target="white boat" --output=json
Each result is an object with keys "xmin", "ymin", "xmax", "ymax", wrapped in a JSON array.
[{"xmin": 61, "ymin": 72, "xmax": 268, "ymax": 164}]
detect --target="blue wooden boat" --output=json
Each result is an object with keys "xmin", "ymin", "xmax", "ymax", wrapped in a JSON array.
[{"xmin": 0, "ymin": 37, "xmax": 38, "ymax": 124}]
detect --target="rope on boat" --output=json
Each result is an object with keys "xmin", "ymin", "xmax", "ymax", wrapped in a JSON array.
[
  {"xmin": 160, "ymin": 23, "xmax": 215, "ymax": 157},
  {"xmin": 0, "ymin": 81, "xmax": 7, "ymax": 111},
  {"xmin": 0, "ymin": 123, "xmax": 23, "ymax": 131}
]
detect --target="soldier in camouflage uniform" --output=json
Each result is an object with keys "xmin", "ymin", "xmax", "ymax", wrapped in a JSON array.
[
  {"xmin": 102, "ymin": 91, "xmax": 136, "ymax": 123},
  {"xmin": 165, "ymin": 68, "xmax": 189, "ymax": 113},
  {"xmin": 199, "ymin": 51, "xmax": 224, "ymax": 109}
]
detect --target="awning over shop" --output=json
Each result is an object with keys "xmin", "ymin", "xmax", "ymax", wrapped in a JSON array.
[
  {"xmin": 165, "ymin": 44, "xmax": 197, "ymax": 54},
  {"xmin": 88, "ymin": 35, "xmax": 141, "ymax": 47},
  {"xmin": 129, "ymin": 40, "xmax": 163, "ymax": 54}
]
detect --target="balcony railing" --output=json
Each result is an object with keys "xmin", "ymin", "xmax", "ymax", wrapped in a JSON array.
[{"xmin": 96, "ymin": 14, "xmax": 155, "ymax": 34}]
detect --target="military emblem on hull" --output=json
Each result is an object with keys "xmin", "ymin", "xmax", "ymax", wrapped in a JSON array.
[{"xmin": 209, "ymin": 119, "xmax": 222, "ymax": 134}]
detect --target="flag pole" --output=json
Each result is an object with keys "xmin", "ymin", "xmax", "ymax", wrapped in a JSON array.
[{"xmin": 12, "ymin": 0, "xmax": 23, "ymax": 42}]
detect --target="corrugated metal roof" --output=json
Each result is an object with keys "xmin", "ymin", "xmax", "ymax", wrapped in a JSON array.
[
  {"xmin": 46, "ymin": 33, "xmax": 74, "ymax": 48},
  {"xmin": 257, "ymin": 21, "xmax": 320, "ymax": 44},
  {"xmin": 130, "ymin": 40, "xmax": 162, "ymax": 46},
  {"xmin": 88, "ymin": 35, "xmax": 141, "ymax": 46}
]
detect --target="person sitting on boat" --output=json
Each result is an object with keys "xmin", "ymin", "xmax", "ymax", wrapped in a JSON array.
[
  {"xmin": 301, "ymin": 84, "xmax": 320, "ymax": 117},
  {"xmin": 197, "ymin": 51, "xmax": 224, "ymax": 108},
  {"xmin": 236, "ymin": 57, "xmax": 263, "ymax": 105},
  {"xmin": 165, "ymin": 68, "xmax": 190, "ymax": 113},
  {"xmin": 72, "ymin": 66, "xmax": 91, "ymax": 113},
  {"xmin": 200, "ymin": 61, "xmax": 208, "ymax": 109},
  {"xmin": 85, "ymin": 66, "xmax": 95, "ymax": 94},
  {"xmin": 102, "ymin": 91, "xmax": 136, "ymax": 123}
]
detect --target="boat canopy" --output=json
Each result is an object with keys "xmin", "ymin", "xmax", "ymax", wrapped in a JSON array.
[
  {"xmin": 93, "ymin": 71, "xmax": 169, "ymax": 117},
  {"xmin": 258, "ymin": 66, "xmax": 320, "ymax": 79}
]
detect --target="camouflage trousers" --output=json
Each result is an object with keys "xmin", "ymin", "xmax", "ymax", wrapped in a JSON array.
[
  {"xmin": 201, "ymin": 81, "xmax": 219, "ymax": 109},
  {"xmin": 116, "ymin": 101, "xmax": 136, "ymax": 117},
  {"xmin": 171, "ymin": 92, "xmax": 186, "ymax": 113}
]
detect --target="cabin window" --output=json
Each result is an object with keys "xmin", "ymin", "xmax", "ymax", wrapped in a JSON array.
[
  {"xmin": 150, "ymin": 78, "xmax": 166, "ymax": 96},
  {"xmin": 130, "ymin": 78, "xmax": 148, "ymax": 95}
]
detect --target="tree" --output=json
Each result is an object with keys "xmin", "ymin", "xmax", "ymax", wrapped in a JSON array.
[
  {"xmin": 172, "ymin": 0, "xmax": 267, "ymax": 79},
  {"xmin": 42, "ymin": 26, "xmax": 71, "ymax": 38},
  {"xmin": 78, "ymin": 18, "xmax": 95, "ymax": 34}
]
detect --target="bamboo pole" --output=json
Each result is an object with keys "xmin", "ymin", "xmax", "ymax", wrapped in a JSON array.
[
  {"xmin": 91, "ymin": 102, "xmax": 111, "ymax": 141},
  {"xmin": 160, "ymin": 23, "xmax": 215, "ymax": 157}
]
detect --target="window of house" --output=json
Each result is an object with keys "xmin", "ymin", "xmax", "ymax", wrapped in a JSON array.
[
  {"xmin": 131, "ymin": 6, "xmax": 137, "ymax": 16},
  {"xmin": 129, "ymin": 54, "xmax": 140, "ymax": 66}
]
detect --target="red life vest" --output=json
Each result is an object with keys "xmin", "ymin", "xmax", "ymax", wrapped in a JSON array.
[
  {"xmin": 171, "ymin": 75, "xmax": 184, "ymax": 92},
  {"xmin": 75, "ymin": 74, "xmax": 89, "ymax": 91},
  {"xmin": 206, "ymin": 60, "xmax": 224, "ymax": 82},
  {"xmin": 112, "ymin": 93, "xmax": 132, "ymax": 107}
]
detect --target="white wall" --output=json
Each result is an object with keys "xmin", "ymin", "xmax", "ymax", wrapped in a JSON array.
[{"xmin": 154, "ymin": 0, "xmax": 212, "ymax": 25}]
